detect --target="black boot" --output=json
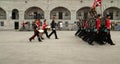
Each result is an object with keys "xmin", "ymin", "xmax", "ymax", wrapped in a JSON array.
[
  {"xmin": 88, "ymin": 41, "xmax": 94, "ymax": 45},
  {"xmin": 29, "ymin": 38, "xmax": 32, "ymax": 42},
  {"xmin": 38, "ymin": 38, "xmax": 42, "ymax": 42}
]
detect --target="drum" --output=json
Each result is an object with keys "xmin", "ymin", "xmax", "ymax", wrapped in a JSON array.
[
  {"xmin": 46, "ymin": 26, "xmax": 51, "ymax": 30},
  {"xmin": 46, "ymin": 26, "xmax": 51, "ymax": 29},
  {"xmin": 38, "ymin": 29, "xmax": 44, "ymax": 33}
]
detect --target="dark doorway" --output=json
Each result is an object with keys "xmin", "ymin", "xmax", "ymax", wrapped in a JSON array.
[
  {"xmin": 59, "ymin": 12, "xmax": 63, "ymax": 19},
  {"xmin": 14, "ymin": 22, "xmax": 19, "ymax": 29},
  {"xmin": 0, "ymin": 22, "xmax": 4, "ymax": 26}
]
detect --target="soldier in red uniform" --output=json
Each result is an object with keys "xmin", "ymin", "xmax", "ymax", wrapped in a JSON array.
[
  {"xmin": 88, "ymin": 14, "xmax": 104, "ymax": 45},
  {"xmin": 21, "ymin": 21, "xmax": 27, "ymax": 30},
  {"xmin": 105, "ymin": 15, "xmax": 115, "ymax": 45},
  {"xmin": 42, "ymin": 19, "xmax": 49, "ymax": 38},
  {"xmin": 29, "ymin": 19, "xmax": 42, "ymax": 42},
  {"xmin": 36, "ymin": 19, "xmax": 44, "ymax": 40},
  {"xmin": 95, "ymin": 14, "xmax": 105, "ymax": 45},
  {"xmin": 36, "ymin": 19, "xmax": 41, "ymax": 30},
  {"xmin": 96, "ymin": 15, "xmax": 101, "ymax": 33}
]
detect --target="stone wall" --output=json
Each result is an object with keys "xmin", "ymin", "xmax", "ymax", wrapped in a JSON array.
[{"xmin": 0, "ymin": 0, "xmax": 120, "ymax": 30}]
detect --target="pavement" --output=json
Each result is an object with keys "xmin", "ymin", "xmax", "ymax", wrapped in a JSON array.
[{"xmin": 0, "ymin": 31, "xmax": 120, "ymax": 64}]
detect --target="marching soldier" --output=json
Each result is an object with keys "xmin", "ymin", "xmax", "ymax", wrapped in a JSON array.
[
  {"xmin": 78, "ymin": 19, "xmax": 87, "ymax": 38},
  {"xmin": 88, "ymin": 14, "xmax": 104, "ymax": 45},
  {"xmin": 104, "ymin": 15, "xmax": 115, "ymax": 45},
  {"xmin": 29, "ymin": 19, "xmax": 42, "ymax": 42},
  {"xmin": 75, "ymin": 19, "xmax": 82, "ymax": 36},
  {"xmin": 42, "ymin": 19, "xmax": 49, "ymax": 38},
  {"xmin": 48, "ymin": 17, "xmax": 59, "ymax": 39}
]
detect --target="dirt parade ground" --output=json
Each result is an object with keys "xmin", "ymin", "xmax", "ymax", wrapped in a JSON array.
[{"xmin": 0, "ymin": 31, "xmax": 120, "ymax": 64}]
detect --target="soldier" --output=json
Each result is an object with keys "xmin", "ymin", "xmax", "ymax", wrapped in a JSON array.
[
  {"xmin": 78, "ymin": 19, "xmax": 87, "ymax": 38},
  {"xmin": 48, "ymin": 16, "xmax": 59, "ymax": 39},
  {"xmin": 88, "ymin": 14, "xmax": 104, "ymax": 45},
  {"xmin": 42, "ymin": 19, "xmax": 49, "ymax": 38},
  {"xmin": 75, "ymin": 19, "xmax": 82, "ymax": 36},
  {"xmin": 104, "ymin": 15, "xmax": 115, "ymax": 45},
  {"xmin": 21, "ymin": 21, "xmax": 27, "ymax": 31},
  {"xmin": 29, "ymin": 19, "xmax": 42, "ymax": 42}
]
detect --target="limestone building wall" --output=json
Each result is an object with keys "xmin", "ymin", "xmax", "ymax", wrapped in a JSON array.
[{"xmin": 0, "ymin": 0, "xmax": 120, "ymax": 30}]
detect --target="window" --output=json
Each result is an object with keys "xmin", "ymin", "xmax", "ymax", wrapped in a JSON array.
[
  {"xmin": 12, "ymin": 9, "xmax": 19, "ymax": 20},
  {"xmin": 65, "ymin": 12, "xmax": 69, "ymax": 16},
  {"xmin": 59, "ymin": 12, "xmax": 63, "ymax": 19},
  {"xmin": 78, "ymin": 12, "xmax": 81, "ymax": 16},
  {"xmin": 65, "ymin": 21, "xmax": 68, "ymax": 27},
  {"xmin": 0, "ymin": 21, "xmax": 4, "ymax": 26},
  {"xmin": 52, "ymin": 12, "xmax": 56, "ymax": 16},
  {"xmin": 116, "ymin": 11, "xmax": 119, "ymax": 17},
  {"xmin": 34, "ymin": 12, "xmax": 37, "ymax": 19},
  {"xmin": 84, "ymin": 12, "xmax": 88, "ymax": 19}
]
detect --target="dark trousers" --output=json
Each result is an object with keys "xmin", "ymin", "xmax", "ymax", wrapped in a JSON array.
[
  {"xmin": 88, "ymin": 32, "xmax": 97, "ymax": 44},
  {"xmin": 48, "ymin": 29, "xmax": 58, "ymax": 39},
  {"xmin": 96, "ymin": 31, "xmax": 105, "ymax": 44},
  {"xmin": 89, "ymin": 31, "xmax": 105, "ymax": 45},
  {"xmin": 75, "ymin": 28, "xmax": 81, "ymax": 36},
  {"xmin": 105, "ymin": 31, "xmax": 114, "ymax": 45},
  {"xmin": 29, "ymin": 30, "xmax": 41, "ymax": 41},
  {"xmin": 44, "ymin": 29, "xmax": 49, "ymax": 37},
  {"xmin": 78, "ymin": 29, "xmax": 86, "ymax": 38}
]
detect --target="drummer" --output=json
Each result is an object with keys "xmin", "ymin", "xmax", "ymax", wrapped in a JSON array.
[
  {"xmin": 29, "ymin": 19, "xmax": 42, "ymax": 42},
  {"xmin": 36, "ymin": 19, "xmax": 44, "ymax": 40},
  {"xmin": 42, "ymin": 19, "xmax": 49, "ymax": 38}
]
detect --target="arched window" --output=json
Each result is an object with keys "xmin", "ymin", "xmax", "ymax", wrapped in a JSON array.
[
  {"xmin": 103, "ymin": 7, "xmax": 120, "ymax": 20},
  {"xmin": 76, "ymin": 7, "xmax": 90, "ymax": 19},
  {"xmin": 24, "ymin": 7, "xmax": 44, "ymax": 19},
  {"xmin": 50, "ymin": 7, "xmax": 71, "ymax": 20},
  {"xmin": 12, "ymin": 9, "xmax": 19, "ymax": 19},
  {"xmin": 0, "ymin": 8, "xmax": 6, "ymax": 19}
]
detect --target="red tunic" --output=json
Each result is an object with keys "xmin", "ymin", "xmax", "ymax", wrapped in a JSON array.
[
  {"xmin": 84, "ymin": 21, "xmax": 87, "ymax": 28},
  {"xmin": 42, "ymin": 22, "xmax": 47, "ymax": 30},
  {"xmin": 96, "ymin": 18, "xmax": 101, "ymax": 30},
  {"xmin": 106, "ymin": 19, "xmax": 111, "ymax": 30},
  {"xmin": 36, "ymin": 20, "xmax": 40, "ymax": 30}
]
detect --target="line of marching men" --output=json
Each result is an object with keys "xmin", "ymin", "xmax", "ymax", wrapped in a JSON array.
[
  {"xmin": 75, "ymin": 14, "xmax": 115, "ymax": 45},
  {"xmin": 29, "ymin": 17, "xmax": 59, "ymax": 42}
]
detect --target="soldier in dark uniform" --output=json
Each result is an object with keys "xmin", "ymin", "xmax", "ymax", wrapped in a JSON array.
[
  {"xmin": 75, "ymin": 19, "xmax": 82, "ymax": 36},
  {"xmin": 78, "ymin": 19, "xmax": 87, "ymax": 38},
  {"xmin": 48, "ymin": 17, "xmax": 59, "ymax": 39}
]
